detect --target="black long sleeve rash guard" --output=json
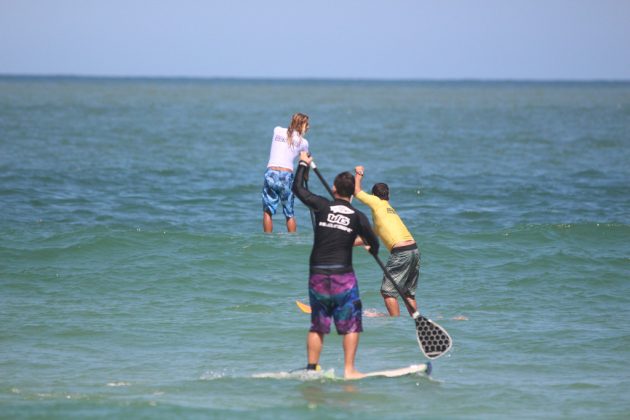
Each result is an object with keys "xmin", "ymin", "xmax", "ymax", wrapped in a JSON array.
[{"xmin": 293, "ymin": 163, "xmax": 380, "ymax": 274}]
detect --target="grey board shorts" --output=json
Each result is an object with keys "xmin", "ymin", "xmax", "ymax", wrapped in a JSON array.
[{"xmin": 381, "ymin": 245, "xmax": 420, "ymax": 298}]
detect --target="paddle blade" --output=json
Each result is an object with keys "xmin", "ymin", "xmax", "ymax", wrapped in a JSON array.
[
  {"xmin": 296, "ymin": 300, "xmax": 312, "ymax": 314},
  {"xmin": 414, "ymin": 314, "xmax": 452, "ymax": 359}
]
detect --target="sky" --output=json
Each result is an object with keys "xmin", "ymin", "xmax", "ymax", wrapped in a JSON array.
[{"xmin": 1, "ymin": 0, "xmax": 629, "ymax": 80}]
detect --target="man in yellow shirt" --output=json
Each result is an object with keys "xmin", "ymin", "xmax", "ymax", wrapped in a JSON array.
[{"xmin": 354, "ymin": 165, "xmax": 420, "ymax": 317}]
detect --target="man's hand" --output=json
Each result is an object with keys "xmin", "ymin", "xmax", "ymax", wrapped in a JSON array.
[
  {"xmin": 300, "ymin": 151, "xmax": 312, "ymax": 165},
  {"xmin": 354, "ymin": 165, "xmax": 364, "ymax": 196},
  {"xmin": 354, "ymin": 237, "xmax": 373, "ymax": 253}
]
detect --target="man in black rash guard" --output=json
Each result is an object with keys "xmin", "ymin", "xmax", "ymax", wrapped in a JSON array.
[{"xmin": 292, "ymin": 152, "xmax": 380, "ymax": 380}]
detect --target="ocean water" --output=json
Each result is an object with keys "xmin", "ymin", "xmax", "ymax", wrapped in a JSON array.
[{"xmin": 1, "ymin": 77, "xmax": 629, "ymax": 418}]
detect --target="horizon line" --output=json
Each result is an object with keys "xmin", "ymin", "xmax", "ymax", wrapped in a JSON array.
[{"xmin": 1, "ymin": 73, "xmax": 629, "ymax": 84}]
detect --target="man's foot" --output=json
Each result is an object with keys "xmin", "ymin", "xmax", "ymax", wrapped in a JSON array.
[
  {"xmin": 344, "ymin": 369, "xmax": 365, "ymax": 380},
  {"xmin": 306, "ymin": 363, "xmax": 321, "ymax": 371}
]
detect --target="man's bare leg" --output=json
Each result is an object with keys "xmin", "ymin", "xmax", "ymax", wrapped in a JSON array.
[
  {"xmin": 383, "ymin": 295, "xmax": 401, "ymax": 316},
  {"xmin": 343, "ymin": 332, "xmax": 364, "ymax": 379},
  {"xmin": 404, "ymin": 296, "xmax": 418, "ymax": 316},
  {"xmin": 307, "ymin": 331, "xmax": 323, "ymax": 366},
  {"xmin": 263, "ymin": 212, "xmax": 273, "ymax": 233}
]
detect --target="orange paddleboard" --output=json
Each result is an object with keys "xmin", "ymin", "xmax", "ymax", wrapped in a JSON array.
[{"xmin": 295, "ymin": 300, "xmax": 312, "ymax": 314}]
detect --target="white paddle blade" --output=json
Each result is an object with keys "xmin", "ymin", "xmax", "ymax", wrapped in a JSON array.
[{"xmin": 414, "ymin": 314, "xmax": 453, "ymax": 359}]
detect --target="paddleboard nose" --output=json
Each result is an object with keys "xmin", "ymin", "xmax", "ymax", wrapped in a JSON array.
[{"xmin": 425, "ymin": 361, "xmax": 433, "ymax": 376}]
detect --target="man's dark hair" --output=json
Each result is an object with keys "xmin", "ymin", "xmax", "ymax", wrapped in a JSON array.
[
  {"xmin": 334, "ymin": 171, "xmax": 355, "ymax": 198},
  {"xmin": 371, "ymin": 183, "xmax": 389, "ymax": 200}
]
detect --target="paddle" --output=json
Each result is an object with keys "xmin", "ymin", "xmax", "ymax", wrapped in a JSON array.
[{"xmin": 307, "ymin": 159, "xmax": 452, "ymax": 360}]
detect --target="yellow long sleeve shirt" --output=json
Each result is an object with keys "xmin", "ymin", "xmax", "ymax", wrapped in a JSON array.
[{"xmin": 355, "ymin": 190, "xmax": 414, "ymax": 251}]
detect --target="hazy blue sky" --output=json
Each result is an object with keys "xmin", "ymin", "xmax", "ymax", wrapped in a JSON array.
[{"xmin": 1, "ymin": 0, "xmax": 629, "ymax": 79}]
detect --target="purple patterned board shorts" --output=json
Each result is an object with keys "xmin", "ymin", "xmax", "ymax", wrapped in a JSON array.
[
  {"xmin": 309, "ymin": 271, "xmax": 363, "ymax": 335},
  {"xmin": 262, "ymin": 168, "xmax": 295, "ymax": 218}
]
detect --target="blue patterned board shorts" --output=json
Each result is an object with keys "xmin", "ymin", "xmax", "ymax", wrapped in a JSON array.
[
  {"xmin": 309, "ymin": 271, "xmax": 363, "ymax": 335},
  {"xmin": 262, "ymin": 168, "xmax": 295, "ymax": 218}
]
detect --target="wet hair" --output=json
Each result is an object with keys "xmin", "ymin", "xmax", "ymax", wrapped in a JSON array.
[
  {"xmin": 286, "ymin": 113, "xmax": 309, "ymax": 148},
  {"xmin": 334, "ymin": 172, "xmax": 355, "ymax": 198},
  {"xmin": 371, "ymin": 183, "xmax": 389, "ymax": 200}
]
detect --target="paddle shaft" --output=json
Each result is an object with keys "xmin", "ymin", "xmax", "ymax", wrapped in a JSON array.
[
  {"xmin": 304, "ymin": 177, "xmax": 317, "ymax": 231},
  {"xmin": 308, "ymin": 162, "xmax": 417, "ymax": 317}
]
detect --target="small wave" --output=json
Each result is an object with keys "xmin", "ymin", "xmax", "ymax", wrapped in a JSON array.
[
  {"xmin": 106, "ymin": 381, "xmax": 131, "ymax": 387},
  {"xmin": 571, "ymin": 168, "xmax": 606, "ymax": 178},
  {"xmin": 553, "ymin": 382, "xmax": 601, "ymax": 390},
  {"xmin": 200, "ymin": 370, "xmax": 226, "ymax": 381},
  {"xmin": 252, "ymin": 368, "xmax": 336, "ymax": 381}
]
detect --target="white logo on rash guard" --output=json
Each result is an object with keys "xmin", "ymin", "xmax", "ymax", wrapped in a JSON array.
[
  {"xmin": 327, "ymin": 213, "xmax": 350, "ymax": 226},
  {"xmin": 330, "ymin": 205, "xmax": 354, "ymax": 215},
  {"xmin": 318, "ymin": 204, "xmax": 354, "ymax": 233}
]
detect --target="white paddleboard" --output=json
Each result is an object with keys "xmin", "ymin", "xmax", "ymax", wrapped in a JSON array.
[
  {"xmin": 362, "ymin": 363, "xmax": 432, "ymax": 378},
  {"xmin": 254, "ymin": 363, "xmax": 431, "ymax": 380}
]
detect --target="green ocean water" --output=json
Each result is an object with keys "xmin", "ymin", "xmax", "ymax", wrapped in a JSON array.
[{"xmin": 1, "ymin": 77, "xmax": 629, "ymax": 418}]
